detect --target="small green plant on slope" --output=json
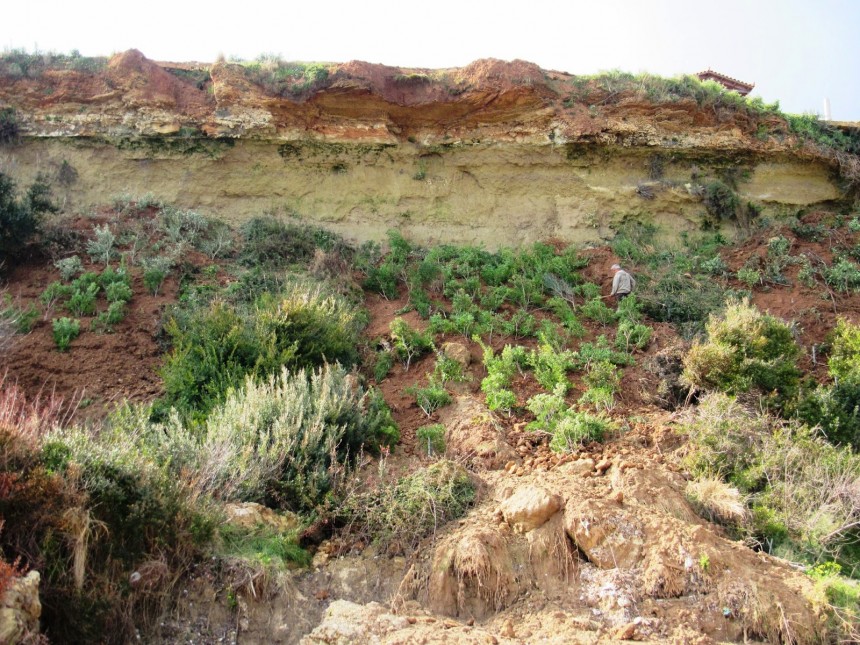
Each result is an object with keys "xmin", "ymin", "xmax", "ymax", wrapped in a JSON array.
[
  {"xmin": 416, "ymin": 423, "xmax": 446, "ymax": 456},
  {"xmin": 161, "ymin": 283, "xmax": 362, "ymax": 421},
  {"xmin": 527, "ymin": 384, "xmax": 614, "ymax": 451},
  {"xmin": 579, "ymin": 360, "xmax": 621, "ymax": 412},
  {"xmin": 389, "ymin": 317, "xmax": 433, "ymax": 370},
  {"xmin": 527, "ymin": 340, "xmax": 576, "ymax": 393},
  {"xmin": 615, "ymin": 319, "xmax": 652, "ymax": 352},
  {"xmin": 54, "ymin": 256, "xmax": 84, "ymax": 281},
  {"xmin": 52, "ymin": 317, "xmax": 80, "ymax": 351},
  {"xmin": 86, "ymin": 224, "xmax": 117, "ymax": 265},
  {"xmin": 478, "ymin": 341, "xmax": 527, "ymax": 413},
  {"xmin": 407, "ymin": 383, "xmax": 452, "ymax": 417}
]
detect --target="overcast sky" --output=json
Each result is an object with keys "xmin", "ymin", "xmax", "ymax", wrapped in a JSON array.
[{"xmin": 3, "ymin": 0, "xmax": 859, "ymax": 120}]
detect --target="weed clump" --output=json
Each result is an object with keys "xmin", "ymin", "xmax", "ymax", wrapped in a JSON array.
[{"xmin": 340, "ymin": 460, "xmax": 475, "ymax": 554}]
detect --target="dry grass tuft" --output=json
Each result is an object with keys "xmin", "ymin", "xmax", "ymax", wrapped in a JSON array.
[
  {"xmin": 61, "ymin": 507, "xmax": 108, "ymax": 591},
  {"xmin": 685, "ymin": 477, "xmax": 749, "ymax": 526},
  {"xmin": 0, "ymin": 374, "xmax": 79, "ymax": 446}
]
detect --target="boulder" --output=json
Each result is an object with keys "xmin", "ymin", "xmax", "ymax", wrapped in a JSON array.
[
  {"xmin": 499, "ymin": 485, "xmax": 562, "ymax": 532},
  {"xmin": 442, "ymin": 341, "xmax": 472, "ymax": 368},
  {"xmin": 224, "ymin": 502, "xmax": 300, "ymax": 533}
]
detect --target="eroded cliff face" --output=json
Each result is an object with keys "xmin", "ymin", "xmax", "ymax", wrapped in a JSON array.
[{"xmin": 0, "ymin": 50, "xmax": 847, "ymax": 246}]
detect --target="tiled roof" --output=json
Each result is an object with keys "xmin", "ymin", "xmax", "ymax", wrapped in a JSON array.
[{"xmin": 696, "ymin": 69, "xmax": 755, "ymax": 91}]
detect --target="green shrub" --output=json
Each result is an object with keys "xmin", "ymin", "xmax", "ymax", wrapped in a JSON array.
[
  {"xmin": 615, "ymin": 319, "xmax": 652, "ymax": 351},
  {"xmin": 479, "ymin": 341, "xmax": 526, "ymax": 413},
  {"xmin": 580, "ymin": 297, "xmax": 616, "ymax": 326},
  {"xmin": 527, "ymin": 384, "xmax": 613, "ymax": 450},
  {"xmin": 52, "ymin": 317, "xmax": 80, "ymax": 351},
  {"xmin": 527, "ymin": 341, "xmax": 576, "ymax": 393},
  {"xmin": 736, "ymin": 266, "xmax": 762, "ymax": 288},
  {"xmin": 579, "ymin": 360, "xmax": 621, "ymax": 412},
  {"xmin": 432, "ymin": 354, "xmax": 469, "ymax": 386},
  {"xmin": 796, "ymin": 318, "xmax": 860, "ymax": 448},
  {"xmin": 682, "ymin": 299, "xmax": 801, "ymax": 407},
  {"xmin": 638, "ymin": 270, "xmax": 732, "ymax": 337},
  {"xmin": 93, "ymin": 301, "xmax": 127, "ymax": 332},
  {"xmin": 86, "ymin": 224, "xmax": 116, "ymax": 265},
  {"xmin": 40, "ymin": 281, "xmax": 74, "ymax": 308},
  {"xmin": 105, "ymin": 281, "xmax": 133, "ymax": 303},
  {"xmin": 546, "ymin": 296, "xmax": 586, "ymax": 337},
  {"xmin": 416, "ymin": 423, "xmax": 446, "ymax": 456},
  {"xmin": 549, "ymin": 411, "xmax": 613, "ymax": 452},
  {"xmin": 374, "ymin": 349, "xmax": 394, "ymax": 381},
  {"xmin": 241, "ymin": 214, "xmax": 342, "ymax": 268},
  {"xmin": 825, "ymin": 258, "xmax": 860, "ymax": 293},
  {"xmin": 161, "ymin": 284, "xmax": 362, "ymax": 420},
  {"xmin": 684, "ymin": 393, "xmax": 860, "ymax": 566},
  {"xmin": 0, "ymin": 172, "xmax": 57, "ymax": 265},
  {"xmin": 575, "ymin": 336, "xmax": 635, "ymax": 369},
  {"xmin": 340, "ymin": 460, "xmax": 475, "ymax": 553},
  {"xmin": 584, "ymin": 359, "xmax": 621, "ymax": 391},
  {"xmin": 198, "ymin": 364, "xmax": 395, "ymax": 511},
  {"xmin": 66, "ymin": 283, "xmax": 99, "ymax": 316},
  {"xmin": 389, "ymin": 317, "xmax": 433, "ymax": 370},
  {"xmin": 407, "ymin": 384, "xmax": 452, "ymax": 417},
  {"xmin": 54, "ymin": 256, "xmax": 84, "ymax": 281},
  {"xmin": 143, "ymin": 268, "xmax": 167, "ymax": 295},
  {"xmin": 703, "ymin": 180, "xmax": 740, "ymax": 222}
]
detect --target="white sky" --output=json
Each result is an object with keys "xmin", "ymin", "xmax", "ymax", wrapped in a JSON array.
[{"xmin": 3, "ymin": 0, "xmax": 859, "ymax": 120}]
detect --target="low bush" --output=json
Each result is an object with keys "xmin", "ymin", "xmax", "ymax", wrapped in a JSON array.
[
  {"xmin": 161, "ymin": 283, "xmax": 363, "ymax": 420},
  {"xmin": 416, "ymin": 423, "xmax": 446, "ymax": 456},
  {"xmin": 54, "ymin": 256, "xmax": 84, "ymax": 281},
  {"xmin": 615, "ymin": 319, "xmax": 652, "ymax": 351},
  {"xmin": 825, "ymin": 258, "xmax": 860, "ymax": 293},
  {"xmin": 527, "ymin": 341, "xmax": 576, "ymax": 393},
  {"xmin": 198, "ymin": 364, "xmax": 396, "ymax": 511},
  {"xmin": 579, "ymin": 360, "xmax": 621, "ymax": 412},
  {"xmin": 796, "ymin": 318, "xmax": 860, "ymax": 448},
  {"xmin": 550, "ymin": 411, "xmax": 613, "ymax": 453},
  {"xmin": 389, "ymin": 317, "xmax": 433, "ymax": 370},
  {"xmin": 241, "ymin": 215, "xmax": 346, "ymax": 269},
  {"xmin": 0, "ymin": 171, "xmax": 57, "ymax": 266},
  {"xmin": 479, "ymin": 342, "xmax": 526, "ymax": 413},
  {"xmin": 52, "ymin": 317, "xmax": 80, "ymax": 351},
  {"xmin": 682, "ymin": 298, "xmax": 801, "ymax": 407},
  {"xmin": 580, "ymin": 297, "xmax": 616, "ymax": 326},
  {"xmin": 407, "ymin": 383, "xmax": 452, "ymax": 417},
  {"xmin": 86, "ymin": 224, "xmax": 116, "ymax": 266},
  {"xmin": 575, "ymin": 336, "xmax": 635, "ymax": 369},
  {"xmin": 637, "ymin": 270, "xmax": 732, "ymax": 337},
  {"xmin": 684, "ymin": 393, "xmax": 860, "ymax": 566}
]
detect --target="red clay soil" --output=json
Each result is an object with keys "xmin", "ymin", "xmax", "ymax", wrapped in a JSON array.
[{"xmin": 1, "ymin": 257, "xmax": 179, "ymax": 422}]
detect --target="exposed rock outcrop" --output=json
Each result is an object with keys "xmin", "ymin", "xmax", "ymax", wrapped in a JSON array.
[{"xmin": 0, "ymin": 571, "xmax": 41, "ymax": 645}]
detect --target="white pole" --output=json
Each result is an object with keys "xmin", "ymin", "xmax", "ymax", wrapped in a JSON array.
[{"xmin": 823, "ymin": 98, "xmax": 832, "ymax": 121}]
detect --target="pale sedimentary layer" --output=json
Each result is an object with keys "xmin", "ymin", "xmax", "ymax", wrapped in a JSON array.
[{"xmin": 0, "ymin": 137, "xmax": 842, "ymax": 247}]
